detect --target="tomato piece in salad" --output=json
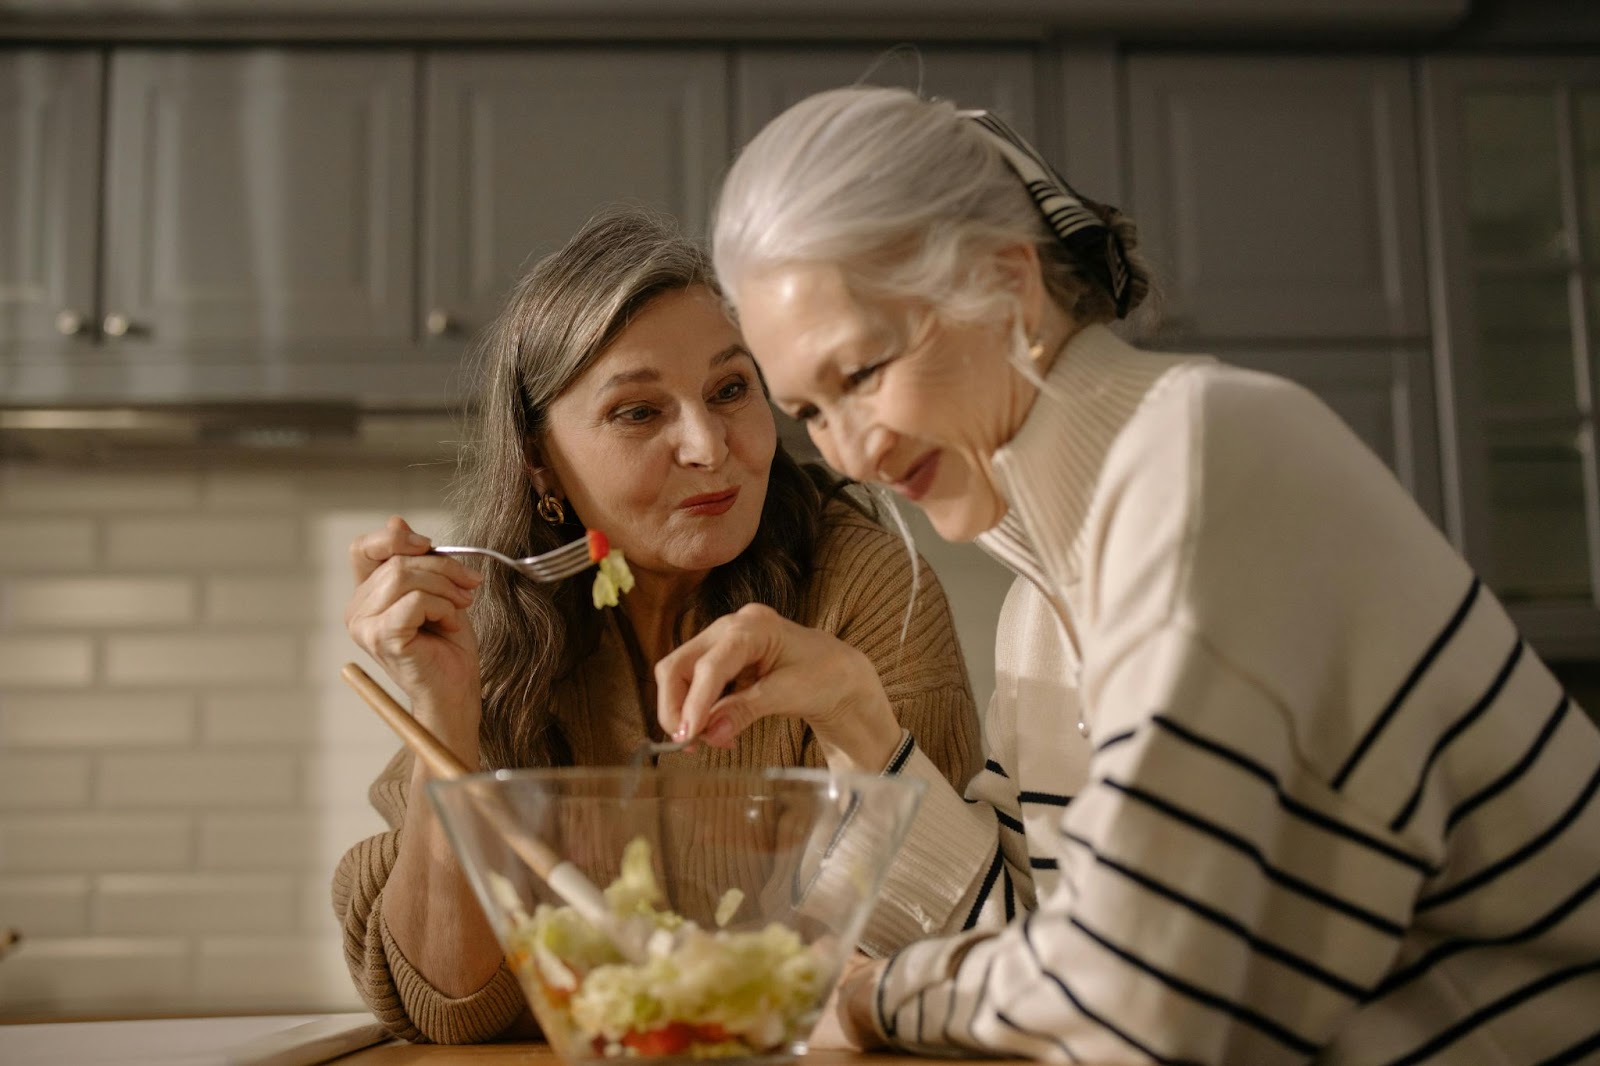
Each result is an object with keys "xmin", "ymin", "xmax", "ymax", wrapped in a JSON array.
[
  {"xmin": 586, "ymin": 529, "xmax": 610, "ymax": 564},
  {"xmin": 619, "ymin": 1021, "xmax": 733, "ymax": 1056}
]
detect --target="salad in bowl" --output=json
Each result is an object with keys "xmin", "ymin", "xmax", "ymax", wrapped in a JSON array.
[{"xmin": 428, "ymin": 767, "xmax": 924, "ymax": 1063}]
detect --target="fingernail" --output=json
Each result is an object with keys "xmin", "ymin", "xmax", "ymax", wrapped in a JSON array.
[
  {"xmin": 671, "ymin": 723, "xmax": 689, "ymax": 741},
  {"xmin": 704, "ymin": 717, "xmax": 734, "ymax": 746},
  {"xmin": 408, "ymin": 533, "xmax": 431, "ymax": 549}
]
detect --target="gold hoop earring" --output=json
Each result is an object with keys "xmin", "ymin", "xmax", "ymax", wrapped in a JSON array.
[{"xmin": 537, "ymin": 493, "xmax": 565, "ymax": 525}]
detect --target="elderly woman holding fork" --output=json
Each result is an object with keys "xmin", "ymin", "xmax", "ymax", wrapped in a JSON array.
[{"xmin": 333, "ymin": 207, "xmax": 981, "ymax": 1046}]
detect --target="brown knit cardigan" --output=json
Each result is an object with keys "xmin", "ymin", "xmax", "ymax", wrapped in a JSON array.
[{"xmin": 330, "ymin": 506, "xmax": 983, "ymax": 1044}]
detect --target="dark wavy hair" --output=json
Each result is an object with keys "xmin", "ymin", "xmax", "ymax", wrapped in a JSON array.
[{"xmin": 451, "ymin": 206, "xmax": 853, "ymax": 770}]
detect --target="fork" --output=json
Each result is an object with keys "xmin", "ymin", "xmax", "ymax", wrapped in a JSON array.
[{"xmin": 431, "ymin": 538, "xmax": 593, "ymax": 583}]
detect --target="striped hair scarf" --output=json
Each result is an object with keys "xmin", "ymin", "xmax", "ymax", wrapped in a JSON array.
[{"xmin": 961, "ymin": 109, "xmax": 1134, "ymax": 319}]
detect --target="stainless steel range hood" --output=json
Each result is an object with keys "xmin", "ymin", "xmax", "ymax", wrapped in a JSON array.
[{"xmin": 0, "ymin": 404, "xmax": 464, "ymax": 464}]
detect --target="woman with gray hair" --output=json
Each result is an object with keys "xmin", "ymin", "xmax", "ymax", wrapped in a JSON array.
[
  {"xmin": 658, "ymin": 87, "xmax": 1600, "ymax": 1063},
  {"xmin": 333, "ymin": 206, "xmax": 982, "ymax": 1045}
]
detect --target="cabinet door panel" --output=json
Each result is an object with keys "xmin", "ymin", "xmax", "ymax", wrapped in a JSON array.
[
  {"xmin": 0, "ymin": 50, "xmax": 101, "ymax": 359},
  {"xmin": 423, "ymin": 50, "xmax": 727, "ymax": 343},
  {"xmin": 735, "ymin": 47, "xmax": 1037, "ymax": 145},
  {"xmin": 1128, "ymin": 56, "xmax": 1427, "ymax": 342},
  {"xmin": 103, "ymin": 50, "xmax": 415, "ymax": 353}
]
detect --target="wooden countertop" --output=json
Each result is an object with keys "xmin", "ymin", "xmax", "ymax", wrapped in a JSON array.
[{"xmin": 340, "ymin": 1046, "xmax": 1008, "ymax": 1065}]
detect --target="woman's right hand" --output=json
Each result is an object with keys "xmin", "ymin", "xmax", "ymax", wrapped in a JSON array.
[
  {"xmin": 654, "ymin": 603, "xmax": 904, "ymax": 774},
  {"xmin": 345, "ymin": 516, "xmax": 484, "ymax": 747}
]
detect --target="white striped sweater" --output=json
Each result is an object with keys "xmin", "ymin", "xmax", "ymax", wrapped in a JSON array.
[{"xmin": 869, "ymin": 325, "xmax": 1600, "ymax": 1064}]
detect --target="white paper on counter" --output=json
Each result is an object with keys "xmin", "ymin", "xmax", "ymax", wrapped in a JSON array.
[{"xmin": 0, "ymin": 1012, "xmax": 386, "ymax": 1066}]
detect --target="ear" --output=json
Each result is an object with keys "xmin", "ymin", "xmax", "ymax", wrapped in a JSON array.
[
  {"xmin": 522, "ymin": 441, "xmax": 565, "ymax": 499},
  {"xmin": 992, "ymin": 241, "xmax": 1047, "ymax": 337}
]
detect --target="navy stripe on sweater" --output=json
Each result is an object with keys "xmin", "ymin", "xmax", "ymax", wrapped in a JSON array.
[
  {"xmin": 1536, "ymin": 1029, "xmax": 1600, "ymax": 1066},
  {"xmin": 1018, "ymin": 913, "xmax": 1189, "ymax": 1065},
  {"xmin": 1106, "ymin": 779, "xmax": 1406, "ymax": 935},
  {"xmin": 1389, "ymin": 640, "xmax": 1525, "ymax": 832},
  {"xmin": 962, "ymin": 846, "xmax": 1006, "ymax": 931},
  {"xmin": 1069, "ymin": 914, "xmax": 1319, "ymax": 1055},
  {"xmin": 1446, "ymin": 694, "xmax": 1569, "ymax": 833},
  {"xmin": 1387, "ymin": 957, "xmax": 1600, "ymax": 1066},
  {"xmin": 1417, "ymin": 762, "xmax": 1600, "ymax": 912},
  {"xmin": 1334, "ymin": 578, "xmax": 1481, "ymax": 789},
  {"xmin": 1152, "ymin": 715, "xmax": 1436, "ymax": 875},
  {"xmin": 1061, "ymin": 828, "xmax": 1366, "ymax": 999},
  {"xmin": 1380, "ymin": 868, "xmax": 1600, "ymax": 995},
  {"xmin": 995, "ymin": 1010, "xmax": 1081, "ymax": 1063}
]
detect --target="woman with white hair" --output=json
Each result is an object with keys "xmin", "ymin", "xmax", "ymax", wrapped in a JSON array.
[{"xmin": 657, "ymin": 87, "xmax": 1600, "ymax": 1064}]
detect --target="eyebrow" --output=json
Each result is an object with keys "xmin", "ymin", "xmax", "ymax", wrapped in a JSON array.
[{"xmin": 597, "ymin": 344, "xmax": 752, "ymax": 392}]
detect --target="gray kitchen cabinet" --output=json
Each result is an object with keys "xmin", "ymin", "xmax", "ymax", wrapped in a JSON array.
[
  {"xmin": 0, "ymin": 50, "xmax": 103, "ymax": 367},
  {"xmin": 1423, "ymin": 56, "xmax": 1600, "ymax": 657},
  {"xmin": 1127, "ymin": 55, "xmax": 1429, "ymax": 344},
  {"xmin": 422, "ymin": 49, "xmax": 728, "ymax": 349},
  {"xmin": 102, "ymin": 50, "xmax": 416, "ymax": 356},
  {"xmin": 735, "ymin": 46, "xmax": 1039, "ymax": 146}
]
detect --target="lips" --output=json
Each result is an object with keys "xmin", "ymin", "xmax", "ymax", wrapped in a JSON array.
[
  {"xmin": 886, "ymin": 451, "xmax": 941, "ymax": 502},
  {"xmin": 679, "ymin": 487, "xmax": 739, "ymax": 516}
]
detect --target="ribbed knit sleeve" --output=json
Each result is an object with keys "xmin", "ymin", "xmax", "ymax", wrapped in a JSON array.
[
  {"xmin": 803, "ymin": 505, "xmax": 990, "ymax": 952},
  {"xmin": 330, "ymin": 749, "xmax": 530, "ymax": 1043},
  {"xmin": 805, "ymin": 504, "xmax": 983, "ymax": 788}
]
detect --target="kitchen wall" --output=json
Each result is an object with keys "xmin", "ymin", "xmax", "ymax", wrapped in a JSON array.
[
  {"xmin": 0, "ymin": 454, "xmax": 454, "ymax": 1017},
  {"xmin": 0, "ymin": 450, "xmax": 1011, "ymax": 1018}
]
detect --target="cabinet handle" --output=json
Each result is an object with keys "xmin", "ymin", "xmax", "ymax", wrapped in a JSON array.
[
  {"xmin": 426, "ymin": 309, "xmax": 455, "ymax": 337},
  {"xmin": 55, "ymin": 310, "xmax": 89, "ymax": 336},
  {"xmin": 102, "ymin": 313, "xmax": 134, "ymax": 338}
]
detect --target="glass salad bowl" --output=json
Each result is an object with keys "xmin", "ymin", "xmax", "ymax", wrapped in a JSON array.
[{"xmin": 428, "ymin": 766, "xmax": 925, "ymax": 1064}]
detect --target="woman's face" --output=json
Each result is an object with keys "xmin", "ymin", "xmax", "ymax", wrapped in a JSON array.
[
  {"xmin": 734, "ymin": 262, "xmax": 1027, "ymax": 543},
  {"xmin": 539, "ymin": 285, "xmax": 776, "ymax": 579}
]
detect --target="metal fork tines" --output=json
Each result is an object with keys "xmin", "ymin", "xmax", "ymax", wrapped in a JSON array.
[{"xmin": 431, "ymin": 538, "xmax": 592, "ymax": 583}]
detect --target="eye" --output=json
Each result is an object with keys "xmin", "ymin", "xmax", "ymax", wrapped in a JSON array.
[
  {"xmin": 790, "ymin": 404, "xmax": 823, "ymax": 427},
  {"xmin": 843, "ymin": 360, "xmax": 888, "ymax": 391},
  {"xmin": 711, "ymin": 377, "xmax": 749, "ymax": 404},
  {"xmin": 611, "ymin": 405, "xmax": 657, "ymax": 425}
]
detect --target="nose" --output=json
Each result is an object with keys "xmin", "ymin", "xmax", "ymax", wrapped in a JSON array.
[
  {"xmin": 676, "ymin": 403, "xmax": 729, "ymax": 469},
  {"xmin": 816, "ymin": 404, "xmax": 895, "ymax": 485}
]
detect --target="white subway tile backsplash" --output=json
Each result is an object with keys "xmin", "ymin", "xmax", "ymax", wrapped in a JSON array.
[
  {"xmin": 4, "ymin": 577, "xmax": 195, "ymax": 628},
  {"xmin": 199, "ymin": 812, "xmax": 385, "ymax": 873},
  {"xmin": 0, "ymin": 456, "xmax": 461, "ymax": 1015},
  {"xmin": 104, "ymin": 633, "xmax": 298, "ymax": 686},
  {"xmin": 194, "ymin": 936, "xmax": 360, "ymax": 1011},
  {"xmin": 0, "ymin": 466, "xmax": 200, "ymax": 512},
  {"xmin": 98, "ymin": 753, "xmax": 297, "ymax": 808},
  {"xmin": 0, "ymin": 814, "xmax": 191, "ymax": 874},
  {"xmin": 0, "ymin": 637, "xmax": 94, "ymax": 687},
  {"xmin": 301, "ymin": 749, "xmax": 399, "ymax": 809},
  {"xmin": 0, "ymin": 876, "xmax": 91, "ymax": 936},
  {"xmin": 204, "ymin": 576, "xmax": 317, "ymax": 625},
  {"xmin": 0, "ymin": 693, "xmax": 195, "ymax": 748},
  {"xmin": 200, "ymin": 691, "xmax": 314, "ymax": 745},
  {"xmin": 0, "ymin": 755, "xmax": 93, "ymax": 810},
  {"xmin": 298, "ymin": 469, "xmax": 405, "ymax": 509},
  {"xmin": 0, "ymin": 937, "xmax": 190, "ymax": 1014},
  {"xmin": 199, "ymin": 689, "xmax": 395, "ymax": 749},
  {"xmin": 0, "ymin": 518, "xmax": 96, "ymax": 572},
  {"xmin": 95, "ymin": 873, "xmax": 296, "ymax": 935},
  {"xmin": 202, "ymin": 471, "xmax": 301, "ymax": 510},
  {"xmin": 299, "ymin": 876, "xmax": 340, "ymax": 935},
  {"xmin": 105, "ymin": 517, "xmax": 300, "ymax": 570}
]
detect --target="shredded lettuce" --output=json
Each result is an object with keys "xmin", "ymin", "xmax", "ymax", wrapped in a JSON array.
[{"xmin": 502, "ymin": 836, "xmax": 825, "ymax": 1057}]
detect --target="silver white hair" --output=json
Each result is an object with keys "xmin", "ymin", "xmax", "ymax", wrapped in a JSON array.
[{"xmin": 712, "ymin": 86, "xmax": 1148, "ymax": 337}]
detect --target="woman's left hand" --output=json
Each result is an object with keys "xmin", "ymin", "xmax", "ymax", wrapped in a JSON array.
[
  {"xmin": 808, "ymin": 952, "xmax": 887, "ymax": 1051},
  {"xmin": 654, "ymin": 603, "xmax": 904, "ymax": 773}
]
